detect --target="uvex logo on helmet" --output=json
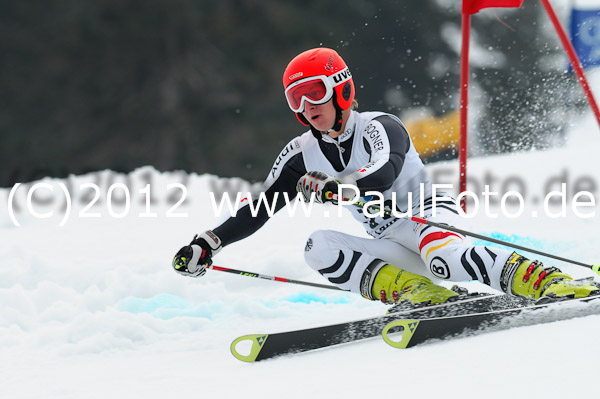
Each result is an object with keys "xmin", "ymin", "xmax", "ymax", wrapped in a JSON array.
[
  {"xmin": 289, "ymin": 72, "xmax": 303, "ymax": 80},
  {"xmin": 331, "ymin": 69, "xmax": 352, "ymax": 84}
]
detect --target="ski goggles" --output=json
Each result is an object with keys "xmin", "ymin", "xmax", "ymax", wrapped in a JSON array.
[{"xmin": 284, "ymin": 68, "xmax": 352, "ymax": 113}]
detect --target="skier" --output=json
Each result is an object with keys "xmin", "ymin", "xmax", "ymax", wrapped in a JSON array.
[{"xmin": 172, "ymin": 47, "xmax": 598, "ymax": 306}]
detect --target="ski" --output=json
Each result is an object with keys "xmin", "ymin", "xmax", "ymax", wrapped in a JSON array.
[
  {"xmin": 230, "ymin": 292, "xmax": 527, "ymax": 362},
  {"xmin": 381, "ymin": 293, "xmax": 600, "ymax": 349},
  {"xmin": 230, "ymin": 279, "xmax": 599, "ymax": 362}
]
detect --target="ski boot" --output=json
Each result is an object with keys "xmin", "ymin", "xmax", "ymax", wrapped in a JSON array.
[
  {"xmin": 501, "ymin": 252, "xmax": 599, "ymax": 303},
  {"xmin": 360, "ymin": 261, "xmax": 458, "ymax": 308}
]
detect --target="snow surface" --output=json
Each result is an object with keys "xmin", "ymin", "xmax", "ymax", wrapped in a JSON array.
[{"xmin": 3, "ymin": 85, "xmax": 600, "ymax": 399}]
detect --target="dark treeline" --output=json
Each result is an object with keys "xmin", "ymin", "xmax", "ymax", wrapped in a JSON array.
[{"xmin": 0, "ymin": 0, "xmax": 578, "ymax": 186}]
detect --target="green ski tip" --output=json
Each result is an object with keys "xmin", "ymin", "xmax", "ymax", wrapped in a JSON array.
[
  {"xmin": 230, "ymin": 334, "xmax": 269, "ymax": 362},
  {"xmin": 382, "ymin": 319, "xmax": 419, "ymax": 349},
  {"xmin": 593, "ymin": 264, "xmax": 600, "ymax": 275}
]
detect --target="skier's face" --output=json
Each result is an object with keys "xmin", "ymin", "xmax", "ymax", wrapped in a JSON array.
[{"xmin": 302, "ymin": 99, "xmax": 337, "ymax": 133}]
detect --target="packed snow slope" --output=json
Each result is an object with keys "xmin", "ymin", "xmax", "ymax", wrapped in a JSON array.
[{"xmin": 2, "ymin": 114, "xmax": 600, "ymax": 398}]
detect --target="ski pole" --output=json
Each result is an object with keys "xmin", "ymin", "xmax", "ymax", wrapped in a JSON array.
[
  {"xmin": 207, "ymin": 264, "xmax": 347, "ymax": 291},
  {"xmin": 326, "ymin": 192, "xmax": 600, "ymax": 275}
]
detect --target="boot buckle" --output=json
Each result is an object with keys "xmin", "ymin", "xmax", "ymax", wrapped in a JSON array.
[
  {"xmin": 522, "ymin": 261, "xmax": 540, "ymax": 283},
  {"xmin": 533, "ymin": 269, "xmax": 548, "ymax": 290},
  {"xmin": 380, "ymin": 289, "xmax": 387, "ymax": 304}
]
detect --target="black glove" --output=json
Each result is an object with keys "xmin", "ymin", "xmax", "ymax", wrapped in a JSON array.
[
  {"xmin": 172, "ymin": 230, "xmax": 222, "ymax": 277},
  {"xmin": 296, "ymin": 171, "xmax": 340, "ymax": 204}
]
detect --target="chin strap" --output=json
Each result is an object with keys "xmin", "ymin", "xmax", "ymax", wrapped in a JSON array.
[{"xmin": 330, "ymin": 105, "xmax": 343, "ymax": 132}]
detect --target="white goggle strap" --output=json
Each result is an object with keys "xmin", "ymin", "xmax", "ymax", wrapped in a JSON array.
[{"xmin": 327, "ymin": 67, "xmax": 352, "ymax": 87}]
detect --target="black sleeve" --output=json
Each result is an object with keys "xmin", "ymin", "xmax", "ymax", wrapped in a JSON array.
[
  {"xmin": 213, "ymin": 152, "xmax": 306, "ymax": 247},
  {"xmin": 356, "ymin": 115, "xmax": 410, "ymax": 193}
]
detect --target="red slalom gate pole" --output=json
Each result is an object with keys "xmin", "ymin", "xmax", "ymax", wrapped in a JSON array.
[
  {"xmin": 208, "ymin": 265, "xmax": 346, "ymax": 291},
  {"xmin": 459, "ymin": 12, "xmax": 471, "ymax": 212},
  {"xmin": 540, "ymin": 0, "xmax": 600, "ymax": 129}
]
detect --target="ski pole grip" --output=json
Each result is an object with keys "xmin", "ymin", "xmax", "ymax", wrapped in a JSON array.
[{"xmin": 327, "ymin": 192, "xmax": 346, "ymax": 202}]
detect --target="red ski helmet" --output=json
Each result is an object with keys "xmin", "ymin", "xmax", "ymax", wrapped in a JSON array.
[{"xmin": 283, "ymin": 48, "xmax": 355, "ymax": 127}]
